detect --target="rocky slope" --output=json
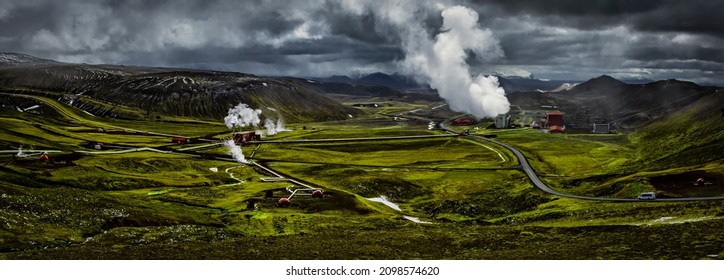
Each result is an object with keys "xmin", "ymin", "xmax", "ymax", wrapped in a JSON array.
[{"xmin": 0, "ymin": 52, "xmax": 359, "ymax": 121}]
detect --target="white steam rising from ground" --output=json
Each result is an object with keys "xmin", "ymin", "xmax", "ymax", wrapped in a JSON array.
[
  {"xmin": 223, "ymin": 103, "xmax": 291, "ymax": 163},
  {"xmin": 401, "ymin": 5, "xmax": 509, "ymax": 118},
  {"xmin": 224, "ymin": 103, "xmax": 262, "ymax": 130},
  {"xmin": 263, "ymin": 106, "xmax": 290, "ymax": 136},
  {"xmin": 343, "ymin": 2, "xmax": 510, "ymax": 118},
  {"xmin": 224, "ymin": 139, "xmax": 247, "ymax": 163},
  {"xmin": 264, "ymin": 117, "xmax": 289, "ymax": 136},
  {"xmin": 224, "ymin": 103, "xmax": 289, "ymax": 136}
]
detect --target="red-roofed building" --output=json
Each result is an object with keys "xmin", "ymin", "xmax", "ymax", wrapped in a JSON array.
[
  {"xmin": 171, "ymin": 137, "xmax": 190, "ymax": 144},
  {"xmin": 451, "ymin": 119, "xmax": 476, "ymax": 126},
  {"xmin": 233, "ymin": 132, "xmax": 261, "ymax": 145},
  {"xmin": 546, "ymin": 112, "xmax": 564, "ymax": 133}
]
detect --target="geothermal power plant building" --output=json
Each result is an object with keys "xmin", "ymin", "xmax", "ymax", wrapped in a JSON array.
[
  {"xmin": 592, "ymin": 123, "xmax": 611, "ymax": 134},
  {"xmin": 495, "ymin": 114, "xmax": 511, "ymax": 129},
  {"xmin": 546, "ymin": 112, "xmax": 564, "ymax": 133},
  {"xmin": 233, "ymin": 132, "xmax": 261, "ymax": 145}
]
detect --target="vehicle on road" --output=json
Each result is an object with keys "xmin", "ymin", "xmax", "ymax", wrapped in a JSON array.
[{"xmin": 638, "ymin": 192, "xmax": 656, "ymax": 200}]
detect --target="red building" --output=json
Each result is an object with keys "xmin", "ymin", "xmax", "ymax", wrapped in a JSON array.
[
  {"xmin": 233, "ymin": 132, "xmax": 261, "ymax": 145},
  {"xmin": 451, "ymin": 119, "xmax": 476, "ymax": 126},
  {"xmin": 171, "ymin": 137, "xmax": 190, "ymax": 144},
  {"xmin": 547, "ymin": 112, "xmax": 564, "ymax": 133}
]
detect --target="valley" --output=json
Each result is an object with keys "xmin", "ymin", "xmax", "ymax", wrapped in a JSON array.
[{"xmin": 1, "ymin": 53, "xmax": 724, "ymax": 260}]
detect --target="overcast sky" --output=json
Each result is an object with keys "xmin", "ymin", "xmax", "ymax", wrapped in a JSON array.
[{"xmin": 1, "ymin": 0, "xmax": 722, "ymax": 85}]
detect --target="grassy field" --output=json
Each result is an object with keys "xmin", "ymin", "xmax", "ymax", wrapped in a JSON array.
[
  {"xmin": 255, "ymin": 138, "xmax": 512, "ymax": 169},
  {"xmin": 489, "ymin": 128, "xmax": 724, "ymax": 199},
  {"xmin": 2, "ymin": 93, "xmax": 724, "ymax": 259}
]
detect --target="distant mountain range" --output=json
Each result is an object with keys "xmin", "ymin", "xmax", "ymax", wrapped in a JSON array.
[
  {"xmin": 312, "ymin": 72, "xmax": 425, "ymax": 90},
  {"xmin": 306, "ymin": 72, "xmax": 581, "ymax": 101},
  {"xmin": 299, "ymin": 73, "xmax": 440, "ymax": 102},
  {"xmin": 312, "ymin": 72, "xmax": 571, "ymax": 93},
  {"xmin": 496, "ymin": 76, "xmax": 579, "ymax": 93},
  {"xmin": 313, "ymin": 72, "xmax": 662, "ymax": 93}
]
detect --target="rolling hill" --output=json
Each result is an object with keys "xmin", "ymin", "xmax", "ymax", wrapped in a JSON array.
[
  {"xmin": 630, "ymin": 91, "xmax": 724, "ymax": 169},
  {"xmin": 507, "ymin": 75, "xmax": 720, "ymax": 129},
  {"xmin": 0, "ymin": 52, "xmax": 359, "ymax": 122}
]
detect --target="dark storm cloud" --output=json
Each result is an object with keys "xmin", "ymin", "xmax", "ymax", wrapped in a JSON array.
[
  {"xmin": 464, "ymin": 0, "xmax": 724, "ymax": 83},
  {"xmin": 473, "ymin": 0, "xmax": 663, "ymax": 16},
  {"xmin": 319, "ymin": 1, "xmax": 443, "ymax": 46},
  {"xmin": 630, "ymin": 1, "xmax": 724, "ymax": 37},
  {"xmin": 147, "ymin": 36, "xmax": 402, "ymax": 66},
  {"xmin": 320, "ymin": 4, "xmax": 392, "ymax": 45},
  {"xmin": 472, "ymin": 0, "xmax": 724, "ymax": 36},
  {"xmin": 0, "ymin": 0, "xmax": 722, "ymax": 84},
  {"xmin": 0, "ymin": 0, "xmax": 415, "ymax": 76}
]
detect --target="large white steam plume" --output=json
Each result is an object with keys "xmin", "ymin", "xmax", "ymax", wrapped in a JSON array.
[
  {"xmin": 224, "ymin": 103, "xmax": 262, "ymax": 130},
  {"xmin": 340, "ymin": 2, "xmax": 510, "ymax": 118},
  {"xmin": 401, "ymin": 5, "xmax": 509, "ymax": 118},
  {"xmin": 224, "ymin": 139, "xmax": 247, "ymax": 163}
]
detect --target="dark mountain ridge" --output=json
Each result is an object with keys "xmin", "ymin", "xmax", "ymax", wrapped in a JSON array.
[
  {"xmin": 496, "ymin": 76, "xmax": 580, "ymax": 93},
  {"xmin": 507, "ymin": 75, "xmax": 720, "ymax": 129},
  {"xmin": 0, "ymin": 53, "xmax": 359, "ymax": 121},
  {"xmin": 300, "ymin": 73, "xmax": 440, "ymax": 102},
  {"xmin": 313, "ymin": 72, "xmax": 425, "ymax": 90},
  {"xmin": 314, "ymin": 71, "xmax": 582, "ymax": 93},
  {"xmin": 0, "ymin": 52, "xmax": 57, "ymax": 66}
]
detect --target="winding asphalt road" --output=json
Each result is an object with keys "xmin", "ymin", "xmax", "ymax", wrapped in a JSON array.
[{"xmin": 439, "ymin": 122, "xmax": 724, "ymax": 202}]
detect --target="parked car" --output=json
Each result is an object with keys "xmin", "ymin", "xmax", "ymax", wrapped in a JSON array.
[{"xmin": 638, "ymin": 192, "xmax": 656, "ymax": 200}]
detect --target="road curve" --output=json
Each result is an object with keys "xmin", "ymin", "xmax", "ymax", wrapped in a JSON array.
[{"xmin": 440, "ymin": 123, "xmax": 724, "ymax": 202}]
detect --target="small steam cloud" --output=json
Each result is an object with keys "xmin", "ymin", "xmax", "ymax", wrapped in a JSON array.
[
  {"xmin": 224, "ymin": 103, "xmax": 290, "ymax": 135},
  {"xmin": 224, "ymin": 103, "xmax": 262, "ymax": 130},
  {"xmin": 400, "ymin": 5, "xmax": 509, "ymax": 118},
  {"xmin": 264, "ymin": 118, "xmax": 281, "ymax": 135},
  {"xmin": 16, "ymin": 145, "xmax": 25, "ymax": 157},
  {"xmin": 264, "ymin": 108, "xmax": 290, "ymax": 136},
  {"xmin": 224, "ymin": 139, "xmax": 247, "ymax": 163}
]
